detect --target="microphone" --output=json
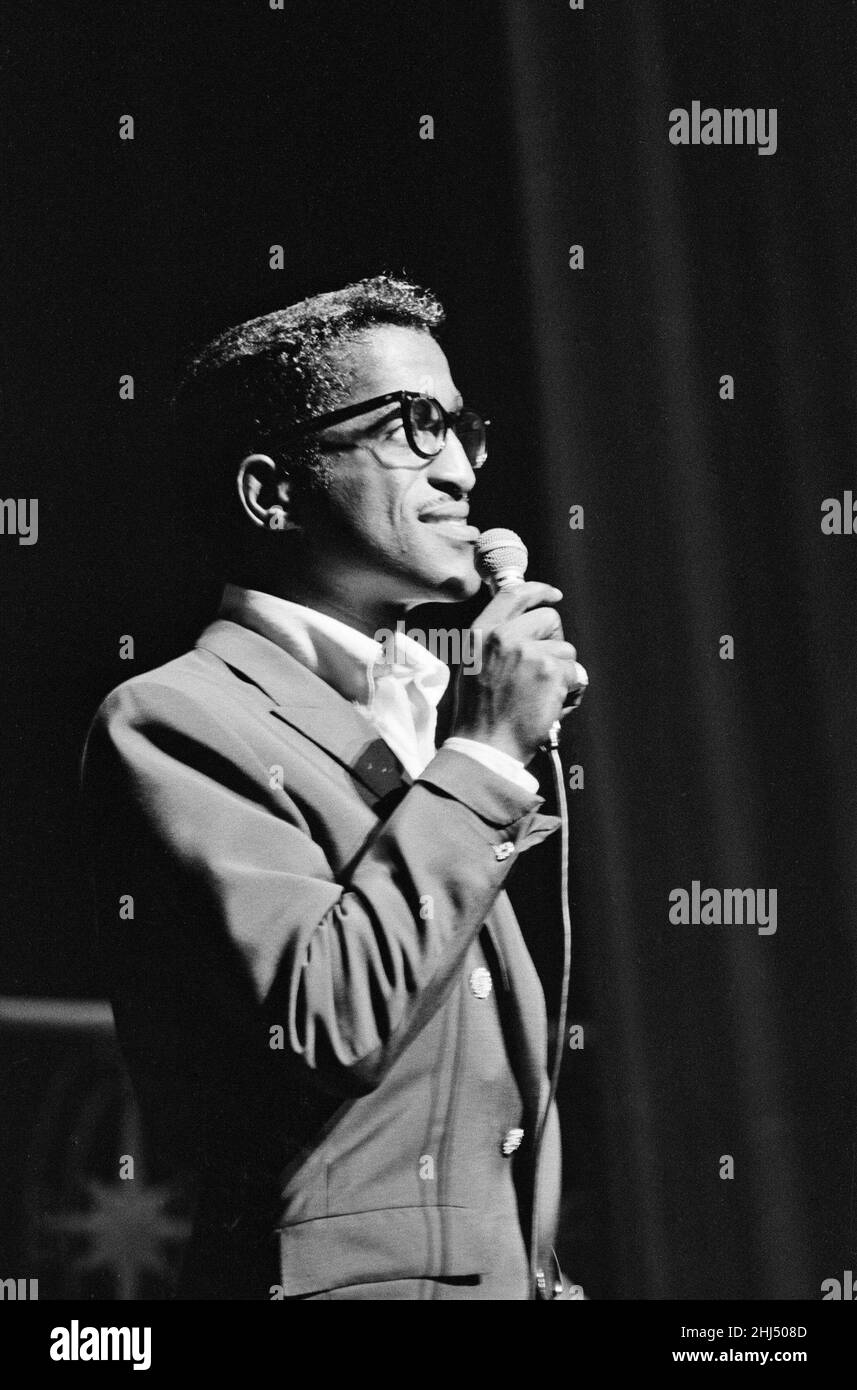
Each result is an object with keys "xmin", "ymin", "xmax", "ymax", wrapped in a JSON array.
[
  {"xmin": 474, "ymin": 527, "xmax": 529, "ymax": 593},
  {"xmin": 474, "ymin": 527, "xmax": 562, "ymax": 748}
]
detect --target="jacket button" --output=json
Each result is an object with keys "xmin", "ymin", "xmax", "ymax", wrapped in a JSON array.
[
  {"xmin": 469, "ymin": 967, "xmax": 493, "ymax": 1000},
  {"xmin": 501, "ymin": 1127, "xmax": 525, "ymax": 1156}
]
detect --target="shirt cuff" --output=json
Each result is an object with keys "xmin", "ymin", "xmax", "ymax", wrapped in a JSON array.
[{"xmin": 442, "ymin": 737, "xmax": 540, "ymax": 796}]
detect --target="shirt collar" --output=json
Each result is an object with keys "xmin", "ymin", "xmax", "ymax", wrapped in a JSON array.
[{"xmin": 218, "ymin": 584, "xmax": 450, "ymax": 710}]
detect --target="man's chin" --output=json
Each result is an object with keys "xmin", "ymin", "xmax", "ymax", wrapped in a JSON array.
[{"xmin": 412, "ymin": 564, "xmax": 482, "ymax": 604}]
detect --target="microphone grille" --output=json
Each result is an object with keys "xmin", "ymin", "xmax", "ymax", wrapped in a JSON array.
[{"xmin": 474, "ymin": 528, "xmax": 529, "ymax": 581}]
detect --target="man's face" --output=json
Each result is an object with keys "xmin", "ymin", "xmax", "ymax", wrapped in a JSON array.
[{"xmin": 295, "ymin": 325, "xmax": 483, "ymax": 607}]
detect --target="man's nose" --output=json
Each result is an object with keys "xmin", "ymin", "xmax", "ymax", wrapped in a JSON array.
[{"xmin": 426, "ymin": 429, "xmax": 477, "ymax": 494}]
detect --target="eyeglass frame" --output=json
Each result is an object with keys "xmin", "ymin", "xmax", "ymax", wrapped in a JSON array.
[{"xmin": 280, "ymin": 390, "xmax": 490, "ymax": 467}]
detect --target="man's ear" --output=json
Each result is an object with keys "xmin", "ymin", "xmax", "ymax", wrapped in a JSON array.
[{"xmin": 236, "ymin": 453, "xmax": 301, "ymax": 532}]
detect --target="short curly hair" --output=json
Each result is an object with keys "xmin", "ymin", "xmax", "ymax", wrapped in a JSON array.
[{"xmin": 174, "ymin": 273, "xmax": 445, "ymax": 534}]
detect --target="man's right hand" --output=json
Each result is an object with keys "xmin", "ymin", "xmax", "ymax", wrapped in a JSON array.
[{"xmin": 452, "ymin": 582, "xmax": 588, "ymax": 766}]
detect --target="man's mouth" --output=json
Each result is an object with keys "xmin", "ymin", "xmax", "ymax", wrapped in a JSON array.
[{"xmin": 418, "ymin": 510, "xmax": 479, "ymax": 541}]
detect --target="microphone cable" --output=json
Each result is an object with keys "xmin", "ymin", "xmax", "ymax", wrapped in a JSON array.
[{"xmin": 528, "ymin": 723, "xmax": 573, "ymax": 1299}]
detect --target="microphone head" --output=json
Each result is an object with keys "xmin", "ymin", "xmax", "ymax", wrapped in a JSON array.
[{"xmin": 474, "ymin": 528, "xmax": 529, "ymax": 587}]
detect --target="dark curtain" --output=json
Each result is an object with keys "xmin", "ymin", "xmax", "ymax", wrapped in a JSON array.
[
  {"xmin": 2, "ymin": 0, "xmax": 854, "ymax": 1300},
  {"xmin": 501, "ymin": 0, "xmax": 857, "ymax": 1298}
]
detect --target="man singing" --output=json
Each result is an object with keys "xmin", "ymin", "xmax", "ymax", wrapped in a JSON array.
[{"xmin": 81, "ymin": 274, "xmax": 587, "ymax": 1300}]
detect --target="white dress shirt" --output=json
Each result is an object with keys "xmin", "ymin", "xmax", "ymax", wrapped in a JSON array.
[{"xmin": 218, "ymin": 585, "xmax": 539, "ymax": 794}]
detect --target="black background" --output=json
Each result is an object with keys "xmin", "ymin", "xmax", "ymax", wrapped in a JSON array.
[{"xmin": 2, "ymin": 0, "xmax": 855, "ymax": 1300}]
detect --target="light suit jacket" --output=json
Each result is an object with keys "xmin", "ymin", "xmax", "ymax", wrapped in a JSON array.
[{"xmin": 81, "ymin": 617, "xmax": 563, "ymax": 1299}]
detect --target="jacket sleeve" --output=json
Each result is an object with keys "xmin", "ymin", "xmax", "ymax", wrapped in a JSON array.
[{"xmin": 81, "ymin": 678, "xmax": 558, "ymax": 1099}]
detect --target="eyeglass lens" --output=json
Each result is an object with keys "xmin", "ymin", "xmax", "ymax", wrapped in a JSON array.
[{"xmin": 408, "ymin": 397, "xmax": 487, "ymax": 467}]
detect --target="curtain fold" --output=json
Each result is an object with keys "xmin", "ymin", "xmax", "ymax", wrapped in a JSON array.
[{"xmin": 502, "ymin": 0, "xmax": 856, "ymax": 1299}]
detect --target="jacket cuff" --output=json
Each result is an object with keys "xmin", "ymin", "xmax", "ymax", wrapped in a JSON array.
[
  {"xmin": 441, "ymin": 736, "xmax": 541, "ymax": 796},
  {"xmin": 417, "ymin": 747, "xmax": 559, "ymax": 842}
]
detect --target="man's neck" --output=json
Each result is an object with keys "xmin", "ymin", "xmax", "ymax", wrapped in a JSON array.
[{"xmin": 225, "ymin": 572, "xmax": 408, "ymax": 641}]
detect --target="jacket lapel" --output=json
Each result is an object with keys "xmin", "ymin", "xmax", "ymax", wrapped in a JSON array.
[{"xmin": 195, "ymin": 619, "xmax": 411, "ymax": 802}]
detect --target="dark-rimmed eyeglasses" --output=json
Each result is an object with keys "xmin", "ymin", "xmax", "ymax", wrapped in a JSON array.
[{"xmin": 283, "ymin": 391, "xmax": 490, "ymax": 469}]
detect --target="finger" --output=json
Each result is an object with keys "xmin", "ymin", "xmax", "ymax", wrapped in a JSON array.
[
  {"xmin": 561, "ymin": 665, "xmax": 589, "ymax": 708},
  {"xmin": 476, "ymin": 582, "xmax": 563, "ymax": 624},
  {"xmin": 571, "ymin": 661, "xmax": 589, "ymax": 691},
  {"xmin": 515, "ymin": 640, "xmax": 584, "ymax": 676},
  {"xmin": 502, "ymin": 608, "xmax": 567, "ymax": 642},
  {"xmin": 539, "ymin": 639, "xmax": 577, "ymax": 660}
]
